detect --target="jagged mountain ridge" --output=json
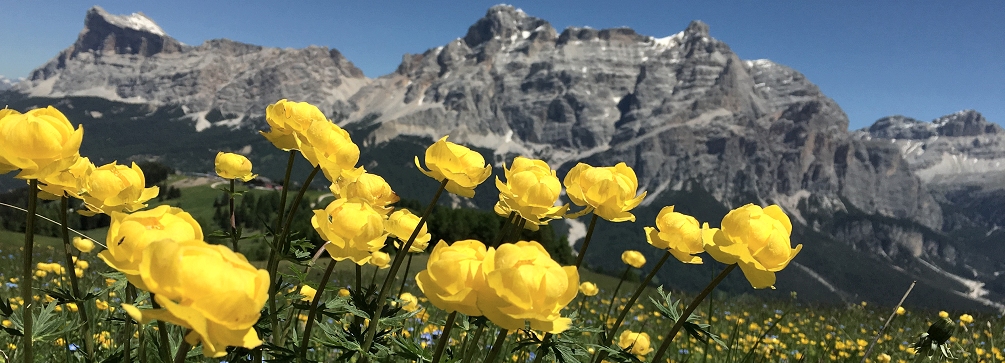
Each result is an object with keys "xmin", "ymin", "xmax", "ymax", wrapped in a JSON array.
[
  {"xmin": 6, "ymin": 5, "xmax": 1003, "ymax": 309},
  {"xmin": 14, "ymin": 6, "xmax": 366, "ymax": 129}
]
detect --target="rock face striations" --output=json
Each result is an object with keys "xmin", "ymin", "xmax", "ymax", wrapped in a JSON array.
[{"xmin": 14, "ymin": 6, "xmax": 367, "ymax": 127}]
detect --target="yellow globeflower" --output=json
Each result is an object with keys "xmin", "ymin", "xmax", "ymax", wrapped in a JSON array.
[
  {"xmin": 493, "ymin": 156, "xmax": 568, "ymax": 228},
  {"xmin": 399, "ymin": 292, "xmax": 420, "ymax": 312},
  {"xmin": 0, "ymin": 106, "xmax": 83, "ymax": 179},
  {"xmin": 476, "ymin": 241, "xmax": 579, "ymax": 334},
  {"xmin": 214, "ymin": 152, "xmax": 257, "ymax": 182},
  {"xmin": 98, "ymin": 205, "xmax": 203, "ymax": 289},
  {"xmin": 896, "ymin": 306, "xmax": 906, "ymax": 316},
  {"xmin": 618, "ymin": 330, "xmax": 654, "ymax": 356},
  {"xmin": 332, "ymin": 170, "xmax": 399, "ymax": 215},
  {"xmin": 296, "ymin": 120, "xmax": 361, "ymax": 183},
  {"xmin": 124, "ymin": 239, "xmax": 268, "ymax": 358},
  {"xmin": 414, "ymin": 136, "xmax": 492, "ymax": 198},
  {"xmin": 938, "ymin": 310, "xmax": 949, "ymax": 319},
  {"xmin": 385, "ymin": 209, "xmax": 432, "ymax": 252},
  {"xmin": 261, "ymin": 99, "xmax": 326, "ymax": 151},
  {"xmin": 38, "ymin": 156, "xmax": 94, "ymax": 200},
  {"xmin": 415, "ymin": 240, "xmax": 488, "ymax": 317},
  {"xmin": 370, "ymin": 251, "xmax": 391, "ymax": 269},
  {"xmin": 73, "ymin": 237, "xmax": 95, "ymax": 253},
  {"xmin": 621, "ymin": 250, "xmax": 646, "ymax": 269},
  {"xmin": 959, "ymin": 313, "xmax": 973, "ymax": 324},
  {"xmin": 563, "ymin": 162, "xmax": 645, "ymax": 222},
  {"xmin": 579, "ymin": 281, "xmax": 599, "ymax": 297},
  {"xmin": 702, "ymin": 204, "xmax": 802, "ymax": 289},
  {"xmin": 645, "ymin": 206, "xmax": 703, "ymax": 264},
  {"xmin": 299, "ymin": 285, "xmax": 317, "ymax": 302},
  {"xmin": 79, "ymin": 162, "xmax": 159, "ymax": 216},
  {"xmin": 311, "ymin": 199, "xmax": 387, "ymax": 265}
]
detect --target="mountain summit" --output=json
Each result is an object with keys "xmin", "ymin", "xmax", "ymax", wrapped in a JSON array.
[{"xmin": 15, "ymin": 6, "xmax": 367, "ymax": 126}]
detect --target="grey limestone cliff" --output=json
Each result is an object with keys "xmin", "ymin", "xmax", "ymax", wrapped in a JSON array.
[{"xmin": 15, "ymin": 6, "xmax": 367, "ymax": 128}]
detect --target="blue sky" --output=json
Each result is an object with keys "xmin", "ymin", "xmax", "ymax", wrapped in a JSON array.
[{"xmin": 1, "ymin": 1, "xmax": 1002, "ymax": 130}]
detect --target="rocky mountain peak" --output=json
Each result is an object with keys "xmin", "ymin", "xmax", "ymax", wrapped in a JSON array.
[
  {"xmin": 934, "ymin": 109, "xmax": 1001, "ymax": 137},
  {"xmin": 684, "ymin": 20, "xmax": 711, "ymax": 37},
  {"xmin": 463, "ymin": 5, "xmax": 550, "ymax": 48},
  {"xmin": 74, "ymin": 6, "xmax": 183, "ymax": 57}
]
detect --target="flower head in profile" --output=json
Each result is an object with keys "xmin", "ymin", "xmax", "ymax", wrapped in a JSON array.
[
  {"xmin": 311, "ymin": 199, "xmax": 387, "ymax": 265},
  {"xmin": 370, "ymin": 251, "xmax": 391, "ymax": 269},
  {"xmin": 646, "ymin": 206, "xmax": 704, "ymax": 264},
  {"xmin": 0, "ymin": 106, "xmax": 83, "ymax": 179},
  {"xmin": 79, "ymin": 162, "xmax": 159, "ymax": 216},
  {"xmin": 38, "ymin": 156, "xmax": 94, "ymax": 200},
  {"xmin": 579, "ymin": 282, "xmax": 599, "ymax": 297},
  {"xmin": 415, "ymin": 240, "xmax": 488, "ymax": 317},
  {"xmin": 493, "ymin": 157, "xmax": 568, "ymax": 229},
  {"xmin": 296, "ymin": 120, "xmax": 361, "ymax": 182},
  {"xmin": 214, "ymin": 152, "xmax": 257, "ymax": 182},
  {"xmin": 123, "ymin": 239, "xmax": 269, "ymax": 357},
  {"xmin": 98, "ymin": 205, "xmax": 203, "ymax": 289},
  {"xmin": 385, "ymin": 209, "xmax": 432, "ymax": 252},
  {"xmin": 261, "ymin": 99, "xmax": 327, "ymax": 151},
  {"xmin": 332, "ymin": 170, "xmax": 399, "ymax": 215},
  {"xmin": 702, "ymin": 204, "xmax": 802, "ymax": 289},
  {"xmin": 398, "ymin": 292, "xmax": 420, "ymax": 312},
  {"xmin": 618, "ymin": 330, "xmax": 654, "ymax": 357},
  {"xmin": 563, "ymin": 162, "xmax": 645, "ymax": 222},
  {"xmin": 621, "ymin": 250, "xmax": 646, "ymax": 269},
  {"xmin": 299, "ymin": 285, "xmax": 317, "ymax": 302},
  {"xmin": 415, "ymin": 136, "xmax": 492, "ymax": 198},
  {"xmin": 477, "ymin": 241, "xmax": 579, "ymax": 334}
]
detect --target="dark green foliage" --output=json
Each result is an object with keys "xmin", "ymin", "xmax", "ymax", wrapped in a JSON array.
[{"xmin": 136, "ymin": 161, "xmax": 174, "ymax": 187}]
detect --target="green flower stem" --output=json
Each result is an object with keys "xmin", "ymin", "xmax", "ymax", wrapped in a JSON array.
[
  {"xmin": 369, "ymin": 265, "xmax": 380, "ymax": 289},
  {"xmin": 592, "ymin": 249, "xmax": 673, "ymax": 363},
  {"xmin": 355, "ymin": 264, "xmax": 363, "ymax": 294},
  {"xmin": 299, "ymin": 258, "xmax": 337, "ymax": 362},
  {"xmin": 603, "ymin": 266, "xmax": 633, "ymax": 327},
  {"xmin": 20, "ymin": 179, "xmax": 38, "ymax": 363},
  {"xmin": 266, "ymin": 150, "xmax": 297, "ymax": 343},
  {"xmin": 173, "ymin": 330, "xmax": 192, "ymax": 363},
  {"xmin": 151, "ymin": 297, "xmax": 172, "ymax": 363},
  {"xmin": 430, "ymin": 311, "xmax": 458, "ymax": 363},
  {"xmin": 860, "ymin": 281, "xmax": 917, "ymax": 363},
  {"xmin": 650, "ymin": 264, "xmax": 737, "ymax": 363},
  {"xmin": 484, "ymin": 329, "xmax": 509, "ymax": 363},
  {"xmin": 277, "ymin": 166, "xmax": 320, "ymax": 256},
  {"xmin": 59, "ymin": 196, "xmax": 95, "ymax": 362},
  {"xmin": 359, "ymin": 179, "xmax": 449, "ymax": 360},
  {"xmin": 490, "ymin": 212, "xmax": 518, "ymax": 247},
  {"xmin": 267, "ymin": 164, "xmax": 318, "ymax": 346},
  {"xmin": 121, "ymin": 285, "xmax": 136, "ymax": 363},
  {"xmin": 396, "ymin": 253, "xmax": 414, "ymax": 297},
  {"xmin": 573, "ymin": 214, "xmax": 600, "ymax": 269},
  {"xmin": 460, "ymin": 321, "xmax": 486, "ymax": 363},
  {"xmin": 228, "ymin": 179, "xmax": 239, "ymax": 253}
]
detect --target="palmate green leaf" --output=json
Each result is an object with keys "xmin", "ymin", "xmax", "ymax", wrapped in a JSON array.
[
  {"xmin": 648, "ymin": 285, "xmax": 728, "ymax": 349},
  {"xmin": 391, "ymin": 333, "xmax": 431, "ymax": 363}
]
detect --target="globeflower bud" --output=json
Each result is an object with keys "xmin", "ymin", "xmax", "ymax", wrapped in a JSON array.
[
  {"xmin": 415, "ymin": 240, "xmax": 488, "ymax": 317},
  {"xmin": 370, "ymin": 251, "xmax": 391, "ymax": 269},
  {"xmin": 296, "ymin": 120, "xmax": 362, "ymax": 182},
  {"xmin": 214, "ymin": 152, "xmax": 257, "ymax": 182},
  {"xmin": 703, "ymin": 204, "xmax": 802, "ymax": 289},
  {"xmin": 385, "ymin": 209, "xmax": 432, "ymax": 252},
  {"xmin": 332, "ymin": 170, "xmax": 398, "ymax": 215},
  {"xmin": 73, "ymin": 236, "xmax": 95, "ymax": 253},
  {"xmin": 579, "ymin": 281, "xmax": 599, "ymax": 297},
  {"xmin": 399, "ymin": 292, "xmax": 419, "ymax": 312},
  {"xmin": 124, "ymin": 239, "xmax": 269, "ymax": 357},
  {"xmin": 79, "ymin": 162, "xmax": 159, "ymax": 216},
  {"xmin": 0, "ymin": 106, "xmax": 83, "ymax": 180},
  {"xmin": 563, "ymin": 162, "xmax": 645, "ymax": 222},
  {"xmin": 311, "ymin": 199, "xmax": 387, "ymax": 265},
  {"xmin": 300, "ymin": 285, "xmax": 317, "ymax": 302},
  {"xmin": 261, "ymin": 99, "xmax": 326, "ymax": 151},
  {"xmin": 477, "ymin": 241, "xmax": 579, "ymax": 334},
  {"xmin": 645, "ymin": 206, "xmax": 703, "ymax": 264},
  {"xmin": 493, "ymin": 157, "xmax": 568, "ymax": 228},
  {"xmin": 98, "ymin": 205, "xmax": 203, "ymax": 289},
  {"xmin": 621, "ymin": 250, "xmax": 646, "ymax": 269},
  {"xmin": 618, "ymin": 330, "xmax": 654, "ymax": 356},
  {"xmin": 415, "ymin": 136, "xmax": 492, "ymax": 198}
]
